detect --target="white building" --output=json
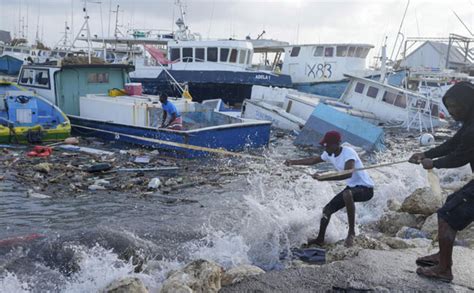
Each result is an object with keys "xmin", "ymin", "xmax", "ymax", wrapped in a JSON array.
[{"xmin": 401, "ymin": 41, "xmax": 471, "ymax": 71}]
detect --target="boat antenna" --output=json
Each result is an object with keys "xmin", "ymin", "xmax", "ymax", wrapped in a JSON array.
[
  {"xmin": 452, "ymin": 10, "xmax": 474, "ymax": 36},
  {"xmin": 389, "ymin": 0, "xmax": 410, "ymax": 63},
  {"xmin": 71, "ymin": 0, "xmax": 94, "ymax": 63},
  {"xmin": 35, "ymin": 0, "xmax": 41, "ymax": 44}
]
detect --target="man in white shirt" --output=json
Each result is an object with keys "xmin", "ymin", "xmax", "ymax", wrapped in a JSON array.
[{"xmin": 285, "ymin": 130, "xmax": 374, "ymax": 247}]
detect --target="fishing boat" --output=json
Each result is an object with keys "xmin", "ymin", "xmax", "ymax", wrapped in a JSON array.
[
  {"xmin": 241, "ymin": 85, "xmax": 378, "ymax": 131},
  {"xmin": 338, "ymin": 74, "xmax": 447, "ymax": 131},
  {"xmin": 83, "ymin": 1, "xmax": 292, "ymax": 106},
  {"xmin": 17, "ymin": 63, "xmax": 271, "ymax": 157},
  {"xmin": 0, "ymin": 81, "xmax": 70, "ymax": 143}
]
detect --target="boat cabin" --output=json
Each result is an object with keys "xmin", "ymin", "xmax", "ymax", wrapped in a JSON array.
[
  {"xmin": 18, "ymin": 64, "xmax": 133, "ymax": 116},
  {"xmin": 280, "ymin": 44, "xmax": 374, "ymax": 84},
  {"xmin": 340, "ymin": 74, "xmax": 444, "ymax": 130},
  {"xmin": 142, "ymin": 40, "xmax": 254, "ymax": 72}
]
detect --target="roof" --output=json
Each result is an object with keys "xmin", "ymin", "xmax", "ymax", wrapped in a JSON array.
[
  {"xmin": 407, "ymin": 41, "xmax": 470, "ymax": 65},
  {"xmin": 0, "ymin": 30, "xmax": 12, "ymax": 44}
]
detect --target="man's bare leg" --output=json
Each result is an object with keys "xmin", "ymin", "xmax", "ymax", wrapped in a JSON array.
[{"xmin": 343, "ymin": 189, "xmax": 356, "ymax": 247}]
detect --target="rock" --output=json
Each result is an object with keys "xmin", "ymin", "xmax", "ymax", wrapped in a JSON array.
[
  {"xmin": 104, "ymin": 277, "xmax": 148, "ymax": 293},
  {"xmin": 396, "ymin": 227, "xmax": 429, "ymax": 239},
  {"xmin": 33, "ymin": 163, "xmax": 52, "ymax": 174},
  {"xmin": 420, "ymin": 213, "xmax": 438, "ymax": 239},
  {"xmin": 160, "ymin": 259, "xmax": 223, "ymax": 293},
  {"xmin": 400, "ymin": 187, "xmax": 444, "ymax": 215},
  {"xmin": 386, "ymin": 199, "xmax": 401, "ymax": 212},
  {"xmin": 221, "ymin": 265, "xmax": 265, "ymax": 286},
  {"xmin": 457, "ymin": 222, "xmax": 474, "ymax": 248},
  {"xmin": 379, "ymin": 236, "xmax": 415, "ymax": 249},
  {"xmin": 326, "ymin": 235, "xmax": 389, "ymax": 262},
  {"xmin": 376, "ymin": 211, "xmax": 426, "ymax": 236},
  {"xmin": 148, "ymin": 177, "xmax": 161, "ymax": 189}
]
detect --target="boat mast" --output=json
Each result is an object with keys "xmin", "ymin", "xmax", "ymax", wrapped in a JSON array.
[
  {"xmin": 71, "ymin": 0, "xmax": 93, "ymax": 63},
  {"xmin": 389, "ymin": 0, "xmax": 410, "ymax": 64}
]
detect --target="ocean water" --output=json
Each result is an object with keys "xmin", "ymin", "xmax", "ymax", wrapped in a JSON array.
[{"xmin": 0, "ymin": 135, "xmax": 470, "ymax": 292}]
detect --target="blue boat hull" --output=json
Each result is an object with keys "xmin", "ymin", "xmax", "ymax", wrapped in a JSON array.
[
  {"xmin": 295, "ymin": 103, "xmax": 385, "ymax": 152},
  {"xmin": 0, "ymin": 55, "xmax": 23, "ymax": 76},
  {"xmin": 68, "ymin": 116, "xmax": 271, "ymax": 158},
  {"xmin": 132, "ymin": 70, "xmax": 292, "ymax": 105}
]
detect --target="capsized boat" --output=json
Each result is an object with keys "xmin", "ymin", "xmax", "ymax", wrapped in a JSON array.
[
  {"xmin": 0, "ymin": 81, "xmax": 70, "ymax": 143},
  {"xmin": 17, "ymin": 63, "xmax": 270, "ymax": 157}
]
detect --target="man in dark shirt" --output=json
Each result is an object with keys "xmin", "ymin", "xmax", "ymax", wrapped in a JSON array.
[{"xmin": 409, "ymin": 81, "xmax": 474, "ymax": 283}]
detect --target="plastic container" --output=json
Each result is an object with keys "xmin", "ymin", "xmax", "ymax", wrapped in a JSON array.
[{"xmin": 125, "ymin": 83, "xmax": 143, "ymax": 96}]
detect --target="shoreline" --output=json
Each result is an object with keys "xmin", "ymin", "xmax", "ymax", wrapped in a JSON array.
[{"xmin": 221, "ymin": 246, "xmax": 474, "ymax": 292}]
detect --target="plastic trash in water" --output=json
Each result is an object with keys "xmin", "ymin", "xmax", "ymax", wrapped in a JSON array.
[
  {"xmin": 419, "ymin": 133, "xmax": 435, "ymax": 146},
  {"xmin": 148, "ymin": 177, "xmax": 161, "ymax": 189},
  {"xmin": 134, "ymin": 156, "xmax": 151, "ymax": 164}
]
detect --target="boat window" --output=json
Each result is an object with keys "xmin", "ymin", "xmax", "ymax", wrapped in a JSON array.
[
  {"xmin": 4, "ymin": 48, "xmax": 12, "ymax": 52},
  {"xmin": 382, "ymin": 91, "xmax": 397, "ymax": 104},
  {"xmin": 13, "ymin": 48, "xmax": 21, "ymax": 53},
  {"xmin": 290, "ymin": 46, "xmax": 300, "ymax": 57},
  {"xmin": 239, "ymin": 50, "xmax": 246, "ymax": 64},
  {"xmin": 20, "ymin": 69, "xmax": 35, "ymax": 84},
  {"xmin": 324, "ymin": 47, "xmax": 334, "ymax": 57},
  {"xmin": 229, "ymin": 49, "xmax": 238, "ymax": 63},
  {"xmin": 314, "ymin": 46, "xmax": 324, "ymax": 57},
  {"xmin": 87, "ymin": 73, "xmax": 109, "ymax": 84},
  {"xmin": 355, "ymin": 47, "xmax": 364, "ymax": 58},
  {"xmin": 360, "ymin": 47, "xmax": 370, "ymax": 58},
  {"xmin": 20, "ymin": 68, "xmax": 50, "ymax": 88},
  {"xmin": 31, "ymin": 51, "xmax": 36, "ymax": 56},
  {"xmin": 220, "ymin": 48, "xmax": 230, "ymax": 62},
  {"xmin": 183, "ymin": 47, "xmax": 193, "ymax": 63},
  {"xmin": 59, "ymin": 52, "xmax": 67, "ymax": 58},
  {"xmin": 430, "ymin": 103, "xmax": 439, "ymax": 117},
  {"xmin": 246, "ymin": 50, "xmax": 252, "ymax": 65},
  {"xmin": 347, "ymin": 47, "xmax": 355, "ymax": 57},
  {"xmin": 354, "ymin": 82, "xmax": 365, "ymax": 94},
  {"xmin": 170, "ymin": 48, "xmax": 181, "ymax": 62},
  {"xmin": 336, "ymin": 46, "xmax": 348, "ymax": 57},
  {"xmin": 25, "ymin": 50, "xmax": 30, "ymax": 54},
  {"xmin": 427, "ymin": 82, "xmax": 439, "ymax": 87},
  {"xmin": 195, "ymin": 48, "xmax": 205, "ymax": 62},
  {"xmin": 207, "ymin": 47, "xmax": 218, "ymax": 62},
  {"xmin": 394, "ymin": 93, "xmax": 407, "ymax": 108},
  {"xmin": 366, "ymin": 86, "xmax": 379, "ymax": 98}
]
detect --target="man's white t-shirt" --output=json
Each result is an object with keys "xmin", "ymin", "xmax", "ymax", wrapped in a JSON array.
[{"xmin": 321, "ymin": 146, "xmax": 374, "ymax": 188}]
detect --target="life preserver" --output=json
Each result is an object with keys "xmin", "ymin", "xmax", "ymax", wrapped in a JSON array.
[{"xmin": 27, "ymin": 146, "xmax": 53, "ymax": 157}]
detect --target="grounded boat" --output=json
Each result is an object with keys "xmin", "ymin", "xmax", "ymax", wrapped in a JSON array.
[
  {"xmin": 83, "ymin": 1, "xmax": 292, "ymax": 106},
  {"xmin": 0, "ymin": 81, "xmax": 70, "ymax": 143},
  {"xmin": 339, "ymin": 74, "xmax": 446, "ymax": 131},
  {"xmin": 241, "ymin": 85, "xmax": 378, "ymax": 131},
  {"xmin": 17, "ymin": 63, "xmax": 271, "ymax": 157}
]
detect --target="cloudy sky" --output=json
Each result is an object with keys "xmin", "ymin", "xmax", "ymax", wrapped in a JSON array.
[{"xmin": 0, "ymin": 0, "xmax": 472, "ymax": 65}]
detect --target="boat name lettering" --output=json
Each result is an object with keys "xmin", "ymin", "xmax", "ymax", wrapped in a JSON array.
[
  {"xmin": 255, "ymin": 74, "xmax": 270, "ymax": 80},
  {"xmin": 306, "ymin": 63, "xmax": 332, "ymax": 79}
]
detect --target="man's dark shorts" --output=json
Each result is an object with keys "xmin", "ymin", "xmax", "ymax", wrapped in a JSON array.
[
  {"xmin": 438, "ymin": 180, "xmax": 474, "ymax": 231},
  {"xmin": 324, "ymin": 185, "xmax": 374, "ymax": 215}
]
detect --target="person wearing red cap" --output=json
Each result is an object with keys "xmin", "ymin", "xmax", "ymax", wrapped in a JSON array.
[{"xmin": 285, "ymin": 130, "xmax": 374, "ymax": 247}]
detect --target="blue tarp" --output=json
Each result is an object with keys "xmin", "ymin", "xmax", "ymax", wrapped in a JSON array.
[
  {"xmin": 0, "ymin": 55, "xmax": 23, "ymax": 75},
  {"xmin": 294, "ymin": 103, "xmax": 385, "ymax": 151}
]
